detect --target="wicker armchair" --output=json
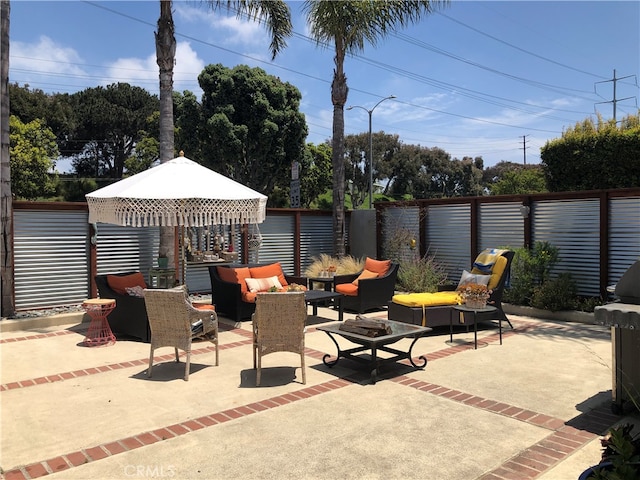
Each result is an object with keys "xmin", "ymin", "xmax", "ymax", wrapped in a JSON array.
[
  {"xmin": 144, "ymin": 287, "xmax": 219, "ymax": 381},
  {"xmin": 252, "ymin": 292, "xmax": 307, "ymax": 386}
]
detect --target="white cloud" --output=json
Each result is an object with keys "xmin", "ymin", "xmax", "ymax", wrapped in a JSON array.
[{"xmin": 105, "ymin": 41, "xmax": 204, "ymax": 95}]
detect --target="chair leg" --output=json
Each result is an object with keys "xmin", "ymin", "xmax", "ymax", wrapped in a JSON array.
[
  {"xmin": 174, "ymin": 347, "xmax": 180, "ymax": 362},
  {"xmin": 147, "ymin": 347, "xmax": 155, "ymax": 378},
  {"xmin": 256, "ymin": 354, "xmax": 261, "ymax": 386},
  {"xmin": 300, "ymin": 352, "xmax": 306, "ymax": 384},
  {"xmin": 184, "ymin": 350, "xmax": 190, "ymax": 381},
  {"xmin": 214, "ymin": 330, "xmax": 219, "ymax": 366}
]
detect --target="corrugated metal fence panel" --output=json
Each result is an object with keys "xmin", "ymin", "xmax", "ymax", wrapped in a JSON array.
[
  {"xmin": 14, "ymin": 209, "xmax": 90, "ymax": 309},
  {"xmin": 479, "ymin": 202, "xmax": 525, "ymax": 251},
  {"xmin": 300, "ymin": 215, "xmax": 334, "ymax": 274},
  {"xmin": 95, "ymin": 223, "xmax": 159, "ymax": 278},
  {"xmin": 532, "ymin": 199, "xmax": 600, "ymax": 296},
  {"xmin": 381, "ymin": 206, "xmax": 421, "ymax": 263},
  {"xmin": 426, "ymin": 204, "xmax": 471, "ymax": 281},
  {"xmin": 253, "ymin": 215, "xmax": 295, "ymax": 275},
  {"xmin": 608, "ymin": 196, "xmax": 640, "ymax": 285}
]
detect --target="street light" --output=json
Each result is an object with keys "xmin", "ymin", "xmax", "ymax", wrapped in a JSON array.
[{"xmin": 347, "ymin": 95, "xmax": 396, "ymax": 208}]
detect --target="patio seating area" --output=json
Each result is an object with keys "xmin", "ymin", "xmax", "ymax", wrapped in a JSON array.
[{"xmin": 0, "ymin": 305, "xmax": 635, "ymax": 480}]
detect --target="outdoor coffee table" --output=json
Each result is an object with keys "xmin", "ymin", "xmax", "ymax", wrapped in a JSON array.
[
  {"xmin": 317, "ymin": 319, "xmax": 431, "ymax": 384},
  {"xmin": 305, "ymin": 290, "xmax": 344, "ymax": 322}
]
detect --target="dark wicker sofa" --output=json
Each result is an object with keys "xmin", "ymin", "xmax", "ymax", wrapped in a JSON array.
[
  {"xmin": 95, "ymin": 272, "xmax": 151, "ymax": 342},
  {"xmin": 208, "ymin": 263, "xmax": 307, "ymax": 322}
]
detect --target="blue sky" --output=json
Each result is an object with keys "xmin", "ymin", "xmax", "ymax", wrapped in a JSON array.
[{"xmin": 9, "ymin": 1, "xmax": 640, "ymax": 172}]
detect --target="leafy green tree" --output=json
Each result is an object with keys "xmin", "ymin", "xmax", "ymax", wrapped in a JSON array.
[
  {"xmin": 156, "ymin": 0, "xmax": 292, "ymax": 263},
  {"xmin": 541, "ymin": 112, "xmax": 640, "ymax": 191},
  {"xmin": 345, "ymin": 132, "xmax": 401, "ymax": 208},
  {"xmin": 9, "ymin": 115, "xmax": 58, "ymax": 199},
  {"xmin": 9, "ymin": 83, "xmax": 75, "ymax": 147},
  {"xmin": 66, "ymin": 83, "xmax": 158, "ymax": 179},
  {"xmin": 197, "ymin": 64, "xmax": 307, "ymax": 198},
  {"xmin": 302, "ymin": 0, "xmax": 447, "ymax": 255},
  {"xmin": 300, "ymin": 142, "xmax": 332, "ymax": 208},
  {"xmin": 490, "ymin": 166, "xmax": 547, "ymax": 195}
]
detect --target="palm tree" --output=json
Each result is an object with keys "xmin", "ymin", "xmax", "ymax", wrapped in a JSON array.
[
  {"xmin": 302, "ymin": 0, "xmax": 447, "ymax": 256},
  {"xmin": 155, "ymin": 0, "xmax": 292, "ymax": 271},
  {"xmin": 1, "ymin": 0, "xmax": 14, "ymax": 317}
]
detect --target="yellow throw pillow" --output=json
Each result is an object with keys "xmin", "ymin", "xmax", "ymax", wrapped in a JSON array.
[{"xmin": 472, "ymin": 255, "xmax": 507, "ymax": 290}]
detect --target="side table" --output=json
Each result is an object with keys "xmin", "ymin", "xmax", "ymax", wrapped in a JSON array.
[
  {"xmin": 149, "ymin": 268, "xmax": 176, "ymax": 289},
  {"xmin": 308, "ymin": 276, "xmax": 335, "ymax": 292},
  {"xmin": 449, "ymin": 304, "xmax": 500, "ymax": 349},
  {"xmin": 82, "ymin": 298, "xmax": 117, "ymax": 347}
]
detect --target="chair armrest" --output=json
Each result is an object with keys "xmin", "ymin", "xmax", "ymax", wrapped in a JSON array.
[{"xmin": 334, "ymin": 273, "xmax": 359, "ymax": 285}]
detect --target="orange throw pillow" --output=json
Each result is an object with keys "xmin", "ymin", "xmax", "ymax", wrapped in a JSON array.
[
  {"xmin": 217, "ymin": 267, "xmax": 251, "ymax": 293},
  {"xmin": 364, "ymin": 257, "xmax": 391, "ymax": 276},
  {"xmin": 249, "ymin": 263, "xmax": 288, "ymax": 287},
  {"xmin": 353, "ymin": 269, "xmax": 378, "ymax": 286},
  {"xmin": 107, "ymin": 272, "xmax": 147, "ymax": 295}
]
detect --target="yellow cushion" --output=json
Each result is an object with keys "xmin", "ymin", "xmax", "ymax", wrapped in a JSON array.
[
  {"xmin": 472, "ymin": 255, "xmax": 507, "ymax": 290},
  {"xmin": 353, "ymin": 269, "xmax": 378, "ymax": 286},
  {"xmin": 392, "ymin": 291, "xmax": 461, "ymax": 307}
]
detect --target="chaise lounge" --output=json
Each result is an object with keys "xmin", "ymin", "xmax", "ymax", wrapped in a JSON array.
[{"xmin": 388, "ymin": 249, "xmax": 514, "ymax": 329}]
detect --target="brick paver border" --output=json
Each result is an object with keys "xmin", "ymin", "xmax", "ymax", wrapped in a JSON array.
[{"xmin": 1, "ymin": 317, "xmax": 618, "ymax": 480}]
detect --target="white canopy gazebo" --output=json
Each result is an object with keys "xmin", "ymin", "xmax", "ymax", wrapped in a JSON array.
[{"xmin": 86, "ymin": 154, "xmax": 267, "ymax": 283}]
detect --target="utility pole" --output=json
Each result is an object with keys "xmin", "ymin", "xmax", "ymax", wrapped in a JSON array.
[
  {"xmin": 520, "ymin": 135, "xmax": 529, "ymax": 165},
  {"xmin": 595, "ymin": 69, "xmax": 636, "ymax": 122}
]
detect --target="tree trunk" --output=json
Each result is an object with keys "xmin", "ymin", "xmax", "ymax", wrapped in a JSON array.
[
  {"xmin": 1, "ymin": 0, "xmax": 14, "ymax": 316},
  {"xmin": 331, "ymin": 36, "xmax": 348, "ymax": 257},
  {"xmin": 156, "ymin": 0, "xmax": 176, "ymax": 269}
]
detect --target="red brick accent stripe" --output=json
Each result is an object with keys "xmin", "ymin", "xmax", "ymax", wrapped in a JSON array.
[{"xmin": 0, "ymin": 378, "xmax": 351, "ymax": 480}]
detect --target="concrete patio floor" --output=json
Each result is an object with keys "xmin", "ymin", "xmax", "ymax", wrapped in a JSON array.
[{"xmin": 0, "ymin": 306, "xmax": 635, "ymax": 480}]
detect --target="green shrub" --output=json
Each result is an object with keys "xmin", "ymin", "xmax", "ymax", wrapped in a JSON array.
[
  {"xmin": 530, "ymin": 272, "xmax": 577, "ymax": 311},
  {"xmin": 504, "ymin": 241, "xmax": 560, "ymax": 306}
]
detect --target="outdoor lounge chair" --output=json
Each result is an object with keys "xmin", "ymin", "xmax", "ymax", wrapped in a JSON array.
[
  {"xmin": 252, "ymin": 292, "xmax": 307, "ymax": 386},
  {"xmin": 333, "ymin": 258, "xmax": 400, "ymax": 314},
  {"xmin": 388, "ymin": 249, "xmax": 514, "ymax": 329},
  {"xmin": 144, "ymin": 286, "xmax": 219, "ymax": 381}
]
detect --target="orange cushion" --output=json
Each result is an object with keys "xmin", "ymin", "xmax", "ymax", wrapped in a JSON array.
[
  {"xmin": 242, "ymin": 291, "xmax": 258, "ymax": 303},
  {"xmin": 353, "ymin": 269, "xmax": 378, "ymax": 286},
  {"xmin": 364, "ymin": 258, "xmax": 391, "ymax": 276},
  {"xmin": 249, "ymin": 263, "xmax": 288, "ymax": 287},
  {"xmin": 217, "ymin": 267, "xmax": 251, "ymax": 293},
  {"xmin": 194, "ymin": 304, "xmax": 215, "ymax": 311},
  {"xmin": 335, "ymin": 283, "xmax": 358, "ymax": 296},
  {"xmin": 107, "ymin": 272, "xmax": 147, "ymax": 295}
]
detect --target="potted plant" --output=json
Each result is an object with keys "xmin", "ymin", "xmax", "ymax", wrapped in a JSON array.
[{"xmin": 579, "ymin": 423, "xmax": 640, "ymax": 479}]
